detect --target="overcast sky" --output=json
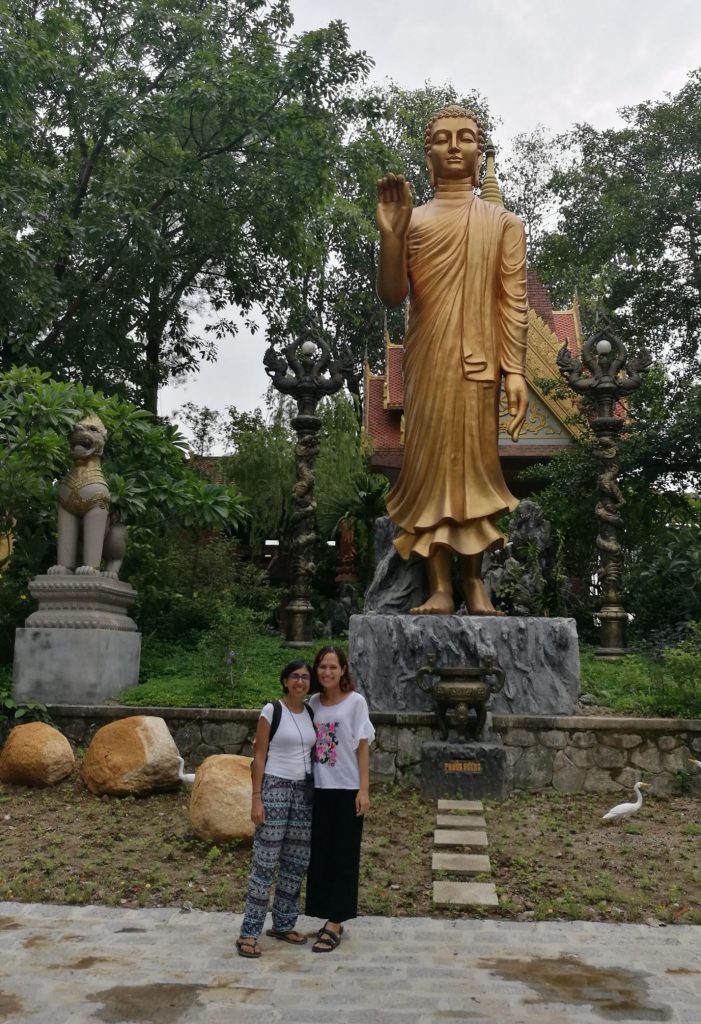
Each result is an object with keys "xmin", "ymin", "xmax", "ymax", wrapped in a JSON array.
[{"xmin": 159, "ymin": 0, "xmax": 701, "ymax": 429}]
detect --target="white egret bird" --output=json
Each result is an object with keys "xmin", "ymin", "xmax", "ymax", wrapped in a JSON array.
[
  {"xmin": 689, "ymin": 757, "xmax": 701, "ymax": 771},
  {"xmin": 176, "ymin": 756, "xmax": 196, "ymax": 785},
  {"xmin": 601, "ymin": 781, "xmax": 650, "ymax": 823}
]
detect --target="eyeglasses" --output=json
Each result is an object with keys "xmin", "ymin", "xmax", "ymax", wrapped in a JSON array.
[{"xmin": 288, "ymin": 673, "xmax": 311, "ymax": 682}]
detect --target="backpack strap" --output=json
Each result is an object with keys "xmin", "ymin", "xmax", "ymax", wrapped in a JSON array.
[
  {"xmin": 268, "ymin": 700, "xmax": 315, "ymax": 746},
  {"xmin": 268, "ymin": 699, "xmax": 283, "ymax": 743}
]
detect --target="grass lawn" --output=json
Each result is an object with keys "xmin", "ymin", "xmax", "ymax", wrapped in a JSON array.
[{"xmin": 116, "ymin": 634, "xmax": 334, "ymax": 709}]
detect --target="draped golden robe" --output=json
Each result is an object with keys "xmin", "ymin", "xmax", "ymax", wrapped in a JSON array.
[{"xmin": 386, "ymin": 184, "xmax": 528, "ymax": 559}]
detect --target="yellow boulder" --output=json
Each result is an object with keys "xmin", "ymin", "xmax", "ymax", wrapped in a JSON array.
[
  {"xmin": 0, "ymin": 722, "xmax": 75, "ymax": 786},
  {"xmin": 82, "ymin": 715, "xmax": 179, "ymax": 796},
  {"xmin": 189, "ymin": 754, "xmax": 255, "ymax": 843}
]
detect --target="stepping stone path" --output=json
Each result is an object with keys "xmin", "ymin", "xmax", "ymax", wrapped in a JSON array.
[{"xmin": 432, "ymin": 798, "xmax": 499, "ymax": 908}]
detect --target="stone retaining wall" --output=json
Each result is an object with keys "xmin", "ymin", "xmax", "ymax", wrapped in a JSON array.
[
  {"xmin": 47, "ymin": 705, "xmax": 701, "ymax": 798},
  {"xmin": 496, "ymin": 714, "xmax": 701, "ymax": 797}
]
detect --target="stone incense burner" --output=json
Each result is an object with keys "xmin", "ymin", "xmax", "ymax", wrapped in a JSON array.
[{"xmin": 416, "ymin": 652, "xmax": 505, "ymax": 741}]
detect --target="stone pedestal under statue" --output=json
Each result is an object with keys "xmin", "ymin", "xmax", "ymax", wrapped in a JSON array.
[
  {"xmin": 349, "ymin": 613, "xmax": 580, "ymax": 714},
  {"xmin": 13, "ymin": 575, "xmax": 141, "ymax": 705}
]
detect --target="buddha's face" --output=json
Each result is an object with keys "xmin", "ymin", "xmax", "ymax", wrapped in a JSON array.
[{"xmin": 427, "ymin": 116, "xmax": 480, "ymax": 185}]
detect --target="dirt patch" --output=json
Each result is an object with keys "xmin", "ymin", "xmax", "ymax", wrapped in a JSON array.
[
  {"xmin": 87, "ymin": 983, "xmax": 204, "ymax": 1023},
  {"xmin": 479, "ymin": 954, "xmax": 671, "ymax": 1021},
  {"xmin": 0, "ymin": 763, "xmax": 699, "ymax": 923},
  {"xmin": 0, "ymin": 990, "xmax": 23, "ymax": 1017}
]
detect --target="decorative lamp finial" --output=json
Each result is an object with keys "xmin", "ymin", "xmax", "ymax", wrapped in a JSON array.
[{"xmin": 480, "ymin": 141, "xmax": 504, "ymax": 207}]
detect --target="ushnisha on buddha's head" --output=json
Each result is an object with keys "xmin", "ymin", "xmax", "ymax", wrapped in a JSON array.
[{"xmin": 424, "ymin": 105, "xmax": 486, "ymax": 189}]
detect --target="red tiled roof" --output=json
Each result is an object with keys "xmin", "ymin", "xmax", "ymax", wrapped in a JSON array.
[
  {"xmin": 526, "ymin": 269, "xmax": 556, "ymax": 332},
  {"xmin": 552, "ymin": 310, "xmax": 577, "ymax": 353},
  {"xmin": 386, "ymin": 345, "xmax": 404, "ymax": 407},
  {"xmin": 365, "ymin": 376, "xmax": 402, "ymax": 450}
]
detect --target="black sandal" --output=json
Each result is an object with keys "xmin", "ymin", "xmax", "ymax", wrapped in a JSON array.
[{"xmin": 312, "ymin": 926, "xmax": 342, "ymax": 953}]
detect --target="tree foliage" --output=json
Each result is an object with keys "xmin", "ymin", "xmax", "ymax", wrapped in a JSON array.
[
  {"xmin": 265, "ymin": 81, "xmax": 493, "ymax": 375},
  {"xmin": 500, "ymin": 124, "xmax": 558, "ymax": 262},
  {"xmin": 0, "ymin": 0, "xmax": 371, "ymax": 410},
  {"xmin": 526, "ymin": 366, "xmax": 701, "ymax": 639},
  {"xmin": 0, "ymin": 364, "xmax": 249, "ymax": 658},
  {"xmin": 536, "ymin": 68, "xmax": 701, "ymax": 368}
]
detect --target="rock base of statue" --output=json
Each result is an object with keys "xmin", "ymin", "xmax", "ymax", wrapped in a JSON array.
[
  {"xmin": 420, "ymin": 741, "xmax": 508, "ymax": 800},
  {"xmin": 13, "ymin": 574, "xmax": 141, "ymax": 705},
  {"xmin": 348, "ymin": 613, "xmax": 579, "ymax": 714}
]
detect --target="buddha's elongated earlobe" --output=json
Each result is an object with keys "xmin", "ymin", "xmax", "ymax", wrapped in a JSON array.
[{"xmin": 426, "ymin": 156, "xmax": 435, "ymax": 189}]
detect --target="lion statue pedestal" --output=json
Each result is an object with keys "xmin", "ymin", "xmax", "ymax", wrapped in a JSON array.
[{"xmin": 13, "ymin": 414, "xmax": 141, "ymax": 706}]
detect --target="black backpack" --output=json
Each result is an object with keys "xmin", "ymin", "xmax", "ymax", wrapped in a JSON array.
[{"xmin": 268, "ymin": 699, "xmax": 315, "ymax": 743}]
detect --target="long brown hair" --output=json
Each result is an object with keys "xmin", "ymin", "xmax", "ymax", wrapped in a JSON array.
[{"xmin": 312, "ymin": 645, "xmax": 355, "ymax": 694}]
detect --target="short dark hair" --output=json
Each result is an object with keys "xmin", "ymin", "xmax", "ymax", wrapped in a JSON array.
[
  {"xmin": 312, "ymin": 645, "xmax": 355, "ymax": 693},
  {"xmin": 280, "ymin": 660, "xmax": 312, "ymax": 693}
]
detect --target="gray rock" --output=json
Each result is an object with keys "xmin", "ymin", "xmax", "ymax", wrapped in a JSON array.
[
  {"xmin": 201, "ymin": 722, "xmax": 249, "ymax": 749},
  {"xmin": 539, "ymin": 729, "xmax": 567, "ymax": 749},
  {"xmin": 630, "ymin": 744, "xmax": 663, "ymax": 772},
  {"xmin": 511, "ymin": 745, "xmax": 554, "ymax": 790},
  {"xmin": 363, "ymin": 518, "xmax": 427, "ymax": 614},
  {"xmin": 552, "ymin": 751, "xmax": 587, "ymax": 793},
  {"xmin": 349, "ymin": 613, "xmax": 579, "ymax": 714},
  {"xmin": 370, "ymin": 749, "xmax": 397, "ymax": 779},
  {"xmin": 595, "ymin": 745, "xmax": 627, "ymax": 769}
]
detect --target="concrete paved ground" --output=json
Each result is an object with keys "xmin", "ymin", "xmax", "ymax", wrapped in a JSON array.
[{"xmin": 1, "ymin": 900, "xmax": 700, "ymax": 1023}]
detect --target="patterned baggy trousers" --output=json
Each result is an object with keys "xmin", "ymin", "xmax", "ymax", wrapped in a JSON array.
[{"xmin": 240, "ymin": 774, "xmax": 313, "ymax": 939}]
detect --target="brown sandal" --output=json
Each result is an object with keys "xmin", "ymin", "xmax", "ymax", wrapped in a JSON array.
[
  {"xmin": 266, "ymin": 929, "xmax": 307, "ymax": 945},
  {"xmin": 236, "ymin": 937, "xmax": 261, "ymax": 958}
]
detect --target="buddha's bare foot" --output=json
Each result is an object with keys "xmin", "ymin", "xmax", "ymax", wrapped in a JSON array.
[
  {"xmin": 410, "ymin": 592, "xmax": 455, "ymax": 615},
  {"xmin": 463, "ymin": 577, "xmax": 503, "ymax": 616},
  {"xmin": 75, "ymin": 565, "xmax": 100, "ymax": 575},
  {"xmin": 47, "ymin": 565, "xmax": 73, "ymax": 575}
]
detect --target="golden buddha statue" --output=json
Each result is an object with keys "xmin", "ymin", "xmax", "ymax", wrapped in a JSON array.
[{"xmin": 376, "ymin": 105, "xmax": 528, "ymax": 615}]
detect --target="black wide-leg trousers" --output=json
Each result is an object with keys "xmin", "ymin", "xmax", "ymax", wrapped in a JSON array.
[{"xmin": 305, "ymin": 788, "xmax": 364, "ymax": 923}]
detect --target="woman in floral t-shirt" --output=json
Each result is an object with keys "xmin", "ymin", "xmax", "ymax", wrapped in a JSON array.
[{"xmin": 305, "ymin": 645, "xmax": 375, "ymax": 952}]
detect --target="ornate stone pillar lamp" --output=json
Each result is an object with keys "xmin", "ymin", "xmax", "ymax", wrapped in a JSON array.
[
  {"xmin": 264, "ymin": 318, "xmax": 355, "ymax": 646},
  {"xmin": 557, "ymin": 317, "xmax": 652, "ymax": 657}
]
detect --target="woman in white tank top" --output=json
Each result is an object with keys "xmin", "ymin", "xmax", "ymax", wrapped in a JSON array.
[{"xmin": 237, "ymin": 659, "xmax": 316, "ymax": 958}]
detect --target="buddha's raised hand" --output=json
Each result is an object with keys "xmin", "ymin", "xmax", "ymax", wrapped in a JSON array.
[{"xmin": 376, "ymin": 174, "xmax": 413, "ymax": 239}]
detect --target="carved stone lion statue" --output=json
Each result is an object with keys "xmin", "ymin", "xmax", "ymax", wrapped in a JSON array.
[{"xmin": 47, "ymin": 414, "xmax": 127, "ymax": 578}]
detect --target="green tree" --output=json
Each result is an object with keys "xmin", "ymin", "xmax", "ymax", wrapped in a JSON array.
[
  {"xmin": 536, "ymin": 68, "xmax": 701, "ymax": 367},
  {"xmin": 0, "ymin": 364, "xmax": 248, "ymax": 658},
  {"xmin": 500, "ymin": 124, "xmax": 559, "ymax": 261},
  {"xmin": 0, "ymin": 0, "xmax": 371, "ymax": 411},
  {"xmin": 221, "ymin": 401, "xmax": 296, "ymax": 553},
  {"xmin": 527, "ymin": 367, "xmax": 701, "ymax": 639},
  {"xmin": 264, "ymin": 81, "xmax": 493, "ymax": 374}
]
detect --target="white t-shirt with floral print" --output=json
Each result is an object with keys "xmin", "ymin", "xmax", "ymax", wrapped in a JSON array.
[{"xmin": 309, "ymin": 691, "xmax": 375, "ymax": 790}]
